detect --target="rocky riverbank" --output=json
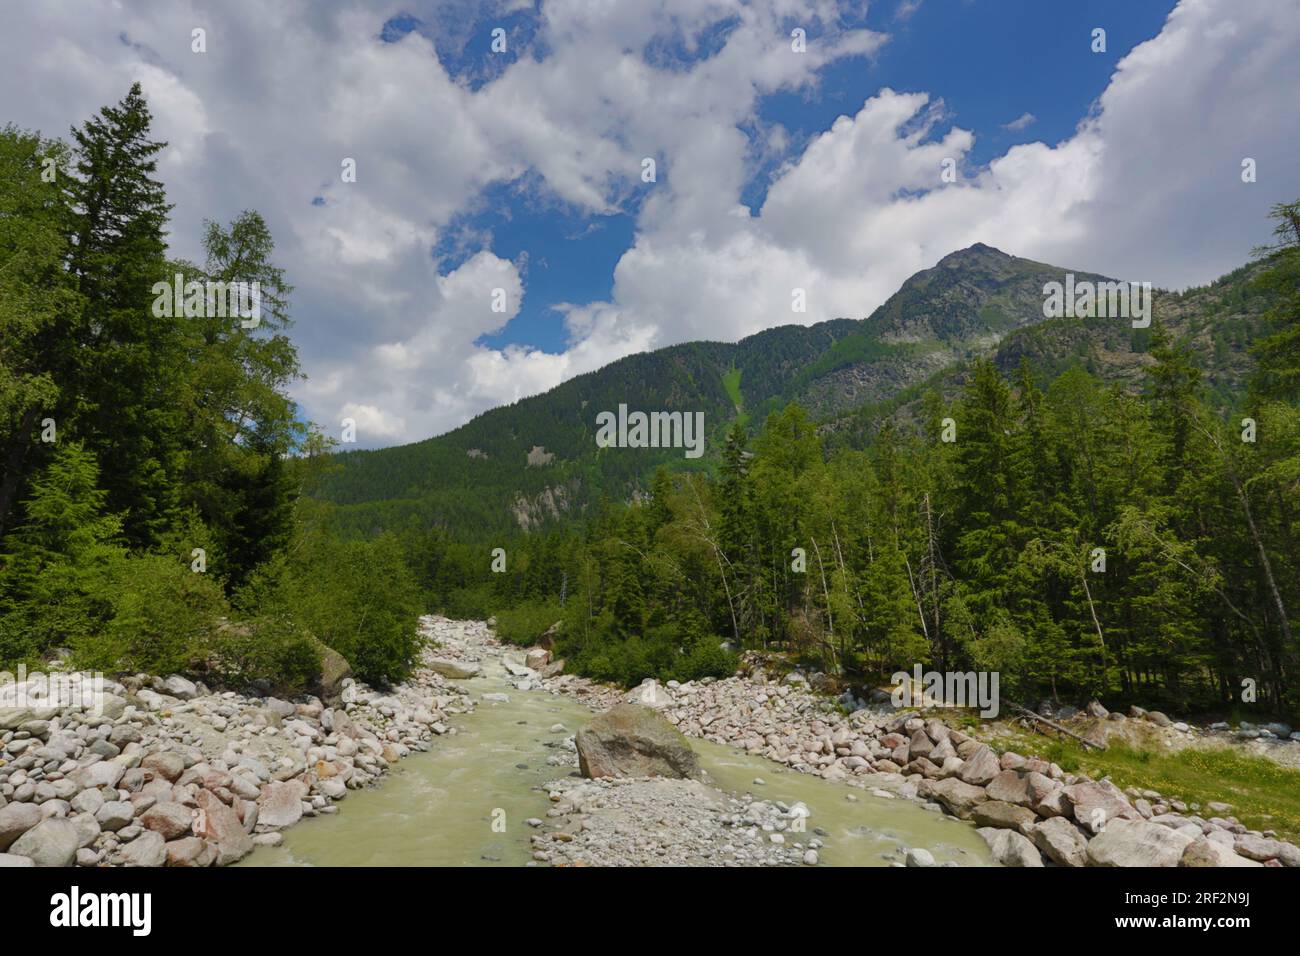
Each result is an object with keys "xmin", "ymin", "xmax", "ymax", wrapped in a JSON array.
[
  {"xmin": 455, "ymin": 619, "xmax": 1300, "ymax": 869},
  {"xmin": 0, "ymin": 621, "xmax": 475, "ymax": 867},
  {"xmin": 6, "ymin": 614, "xmax": 1295, "ymax": 869}
]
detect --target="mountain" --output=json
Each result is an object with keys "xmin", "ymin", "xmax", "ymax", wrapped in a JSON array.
[{"xmin": 313, "ymin": 245, "xmax": 1273, "ymax": 537}]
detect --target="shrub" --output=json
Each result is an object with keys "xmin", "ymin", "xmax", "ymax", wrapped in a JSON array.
[
  {"xmin": 493, "ymin": 600, "xmax": 563, "ymax": 646},
  {"xmin": 287, "ymin": 532, "xmax": 423, "ymax": 685},
  {"xmin": 211, "ymin": 614, "xmax": 321, "ymax": 694},
  {"xmin": 75, "ymin": 553, "xmax": 229, "ymax": 675}
]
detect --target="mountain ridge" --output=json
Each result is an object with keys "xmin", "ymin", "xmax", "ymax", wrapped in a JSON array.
[{"xmin": 313, "ymin": 244, "xmax": 1272, "ymax": 537}]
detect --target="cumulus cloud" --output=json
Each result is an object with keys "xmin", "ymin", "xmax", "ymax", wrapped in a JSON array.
[{"xmin": 1, "ymin": 0, "xmax": 1296, "ymax": 446}]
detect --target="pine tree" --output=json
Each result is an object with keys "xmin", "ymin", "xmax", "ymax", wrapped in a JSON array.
[{"xmin": 63, "ymin": 83, "xmax": 181, "ymax": 548}]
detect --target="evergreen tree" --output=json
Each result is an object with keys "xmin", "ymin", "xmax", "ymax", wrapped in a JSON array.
[{"xmin": 63, "ymin": 83, "xmax": 181, "ymax": 548}]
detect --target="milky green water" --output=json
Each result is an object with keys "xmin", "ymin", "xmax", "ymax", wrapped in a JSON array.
[{"xmin": 241, "ymin": 659, "xmax": 993, "ymax": 868}]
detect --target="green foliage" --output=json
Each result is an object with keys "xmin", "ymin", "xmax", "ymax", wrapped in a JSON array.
[
  {"xmin": 212, "ymin": 614, "xmax": 322, "ymax": 695},
  {"xmin": 75, "ymin": 554, "xmax": 229, "ymax": 677},
  {"xmin": 277, "ymin": 531, "xmax": 425, "ymax": 686},
  {"xmin": 0, "ymin": 442, "xmax": 124, "ymax": 660},
  {"xmin": 0, "ymin": 89, "xmax": 427, "ymax": 697},
  {"xmin": 493, "ymin": 600, "xmax": 563, "ymax": 646}
]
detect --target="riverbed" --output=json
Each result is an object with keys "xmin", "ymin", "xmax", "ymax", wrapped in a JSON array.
[{"xmin": 242, "ymin": 638, "xmax": 992, "ymax": 867}]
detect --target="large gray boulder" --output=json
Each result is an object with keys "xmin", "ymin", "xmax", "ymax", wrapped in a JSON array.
[
  {"xmin": 116, "ymin": 830, "xmax": 167, "ymax": 867},
  {"xmin": 0, "ymin": 802, "xmax": 42, "ymax": 851},
  {"xmin": 1234, "ymin": 834, "xmax": 1300, "ymax": 866},
  {"xmin": 1064, "ymin": 780, "xmax": 1138, "ymax": 833},
  {"xmin": 313, "ymin": 640, "xmax": 353, "ymax": 705},
  {"xmin": 956, "ymin": 745, "xmax": 1001, "ymax": 786},
  {"xmin": 161, "ymin": 675, "xmax": 198, "ymax": 699},
  {"xmin": 1181, "ymin": 838, "xmax": 1262, "ymax": 867},
  {"xmin": 70, "ymin": 760, "xmax": 125, "ymax": 791},
  {"xmin": 978, "ymin": 827, "xmax": 1043, "ymax": 866},
  {"xmin": 1086, "ymin": 818, "xmax": 1196, "ymax": 867},
  {"xmin": 1029, "ymin": 816, "xmax": 1090, "ymax": 867},
  {"xmin": 427, "ymin": 658, "xmax": 481, "ymax": 680},
  {"xmin": 257, "ymin": 779, "xmax": 307, "ymax": 829},
  {"xmin": 8, "ymin": 818, "xmax": 80, "ymax": 867},
  {"xmin": 972, "ymin": 800, "xmax": 1036, "ymax": 832},
  {"xmin": 918, "ymin": 777, "xmax": 989, "ymax": 819},
  {"xmin": 576, "ymin": 703, "xmax": 700, "ymax": 780}
]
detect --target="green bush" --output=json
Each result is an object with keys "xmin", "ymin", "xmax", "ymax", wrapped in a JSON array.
[
  {"xmin": 74, "ymin": 554, "xmax": 229, "ymax": 676},
  {"xmin": 493, "ymin": 600, "xmax": 563, "ymax": 646},
  {"xmin": 285, "ymin": 532, "xmax": 424, "ymax": 685},
  {"xmin": 211, "ymin": 614, "xmax": 321, "ymax": 694},
  {"xmin": 555, "ymin": 615, "xmax": 738, "ymax": 687}
]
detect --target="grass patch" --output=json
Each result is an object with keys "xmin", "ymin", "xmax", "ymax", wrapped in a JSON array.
[{"xmin": 721, "ymin": 365, "xmax": 747, "ymax": 428}]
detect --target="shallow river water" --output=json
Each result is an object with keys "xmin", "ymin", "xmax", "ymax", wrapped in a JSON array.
[{"xmin": 242, "ymin": 657, "xmax": 993, "ymax": 867}]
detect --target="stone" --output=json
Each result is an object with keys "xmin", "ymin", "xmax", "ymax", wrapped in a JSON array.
[
  {"xmin": 8, "ymin": 817, "xmax": 79, "ymax": 867},
  {"xmin": 1029, "ymin": 816, "xmax": 1089, "ymax": 867},
  {"xmin": 193, "ymin": 790, "xmax": 253, "ymax": 865},
  {"xmin": 904, "ymin": 847, "xmax": 936, "ymax": 867},
  {"xmin": 1181, "ymin": 838, "xmax": 1261, "ymax": 868},
  {"xmin": 978, "ymin": 827, "xmax": 1043, "ymax": 866},
  {"xmin": 1146, "ymin": 711, "xmax": 1173, "ymax": 727},
  {"xmin": 626, "ymin": 680, "xmax": 673, "ymax": 709},
  {"xmin": 918, "ymin": 777, "xmax": 988, "ymax": 819},
  {"xmin": 985, "ymin": 770, "xmax": 1031, "ymax": 806},
  {"xmin": 140, "ymin": 802, "xmax": 194, "ymax": 841},
  {"xmin": 972, "ymin": 800, "xmax": 1036, "ymax": 832},
  {"xmin": 161, "ymin": 675, "xmax": 198, "ymax": 699},
  {"xmin": 1064, "ymin": 781, "xmax": 1137, "ymax": 833},
  {"xmin": 956, "ymin": 745, "xmax": 1000, "ymax": 786},
  {"xmin": 70, "ymin": 789, "xmax": 105, "ymax": 816},
  {"xmin": 537, "ymin": 621, "xmax": 563, "ymax": 650},
  {"xmin": 94, "ymin": 801, "xmax": 135, "ymax": 832},
  {"xmin": 257, "ymin": 780, "xmax": 308, "ymax": 830},
  {"xmin": 525, "ymin": 647, "xmax": 552, "ymax": 670},
  {"xmin": 140, "ymin": 752, "xmax": 185, "ymax": 783},
  {"xmin": 314, "ymin": 639, "xmax": 353, "ymax": 705},
  {"xmin": 908, "ymin": 729, "xmax": 934, "ymax": 759},
  {"xmin": 96, "ymin": 693, "xmax": 127, "ymax": 720},
  {"xmin": 427, "ymin": 659, "xmax": 481, "ymax": 679},
  {"xmin": 1035, "ymin": 786, "xmax": 1073, "ymax": 819},
  {"xmin": 0, "ymin": 853, "xmax": 34, "ymax": 867},
  {"xmin": 70, "ymin": 761, "xmax": 125, "ymax": 791},
  {"xmin": 0, "ymin": 802, "xmax": 43, "ymax": 851},
  {"xmin": 117, "ymin": 830, "xmax": 167, "ymax": 867},
  {"xmin": 1086, "ymin": 819, "xmax": 1196, "ymax": 867},
  {"xmin": 164, "ymin": 836, "xmax": 215, "ymax": 867},
  {"xmin": 575, "ymin": 704, "xmax": 700, "ymax": 780},
  {"xmin": 1234, "ymin": 834, "xmax": 1300, "ymax": 866}
]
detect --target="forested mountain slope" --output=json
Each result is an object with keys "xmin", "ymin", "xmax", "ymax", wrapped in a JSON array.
[{"xmin": 315, "ymin": 245, "xmax": 1272, "ymax": 537}]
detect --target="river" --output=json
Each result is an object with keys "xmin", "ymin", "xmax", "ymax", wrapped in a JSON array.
[{"xmin": 242, "ymin": 643, "xmax": 993, "ymax": 867}]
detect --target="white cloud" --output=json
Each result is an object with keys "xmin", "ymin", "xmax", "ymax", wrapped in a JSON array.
[
  {"xmin": 1, "ymin": 0, "xmax": 1296, "ymax": 447},
  {"xmin": 1001, "ymin": 111, "xmax": 1035, "ymax": 131}
]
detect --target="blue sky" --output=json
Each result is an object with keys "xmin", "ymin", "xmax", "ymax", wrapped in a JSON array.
[
  {"xmin": 383, "ymin": 0, "xmax": 1177, "ymax": 355},
  {"xmin": 7, "ymin": 0, "xmax": 1295, "ymax": 447}
]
